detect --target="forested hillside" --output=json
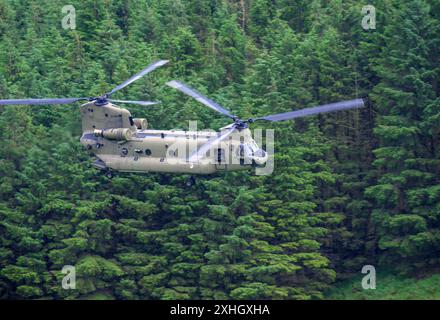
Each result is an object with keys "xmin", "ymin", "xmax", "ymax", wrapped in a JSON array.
[{"xmin": 0, "ymin": 0, "xmax": 439, "ymax": 299}]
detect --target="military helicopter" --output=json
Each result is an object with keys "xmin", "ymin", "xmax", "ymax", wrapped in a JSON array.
[{"xmin": 0, "ymin": 60, "xmax": 365, "ymax": 180}]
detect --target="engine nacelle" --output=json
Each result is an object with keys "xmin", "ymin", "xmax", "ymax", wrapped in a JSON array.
[
  {"xmin": 133, "ymin": 118, "xmax": 148, "ymax": 130},
  {"xmin": 94, "ymin": 128, "xmax": 132, "ymax": 141}
]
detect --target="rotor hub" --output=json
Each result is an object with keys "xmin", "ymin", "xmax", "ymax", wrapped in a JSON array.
[
  {"xmin": 234, "ymin": 118, "xmax": 249, "ymax": 129},
  {"xmin": 94, "ymin": 95, "xmax": 109, "ymax": 106}
]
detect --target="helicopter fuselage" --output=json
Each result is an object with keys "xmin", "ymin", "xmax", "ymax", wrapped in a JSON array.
[
  {"xmin": 79, "ymin": 102, "xmax": 268, "ymax": 175},
  {"xmin": 0, "ymin": 59, "xmax": 365, "ymax": 178}
]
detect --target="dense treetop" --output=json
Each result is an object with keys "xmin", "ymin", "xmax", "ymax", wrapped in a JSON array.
[{"xmin": 0, "ymin": 0, "xmax": 439, "ymax": 299}]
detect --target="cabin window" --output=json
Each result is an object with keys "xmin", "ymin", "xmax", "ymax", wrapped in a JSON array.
[
  {"xmin": 168, "ymin": 149, "xmax": 178, "ymax": 157},
  {"xmin": 145, "ymin": 149, "xmax": 152, "ymax": 156},
  {"xmin": 121, "ymin": 148, "xmax": 128, "ymax": 156},
  {"xmin": 216, "ymin": 148, "xmax": 225, "ymax": 164}
]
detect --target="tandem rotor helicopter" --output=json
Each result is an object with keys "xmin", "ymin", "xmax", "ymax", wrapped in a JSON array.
[{"xmin": 0, "ymin": 60, "xmax": 365, "ymax": 179}]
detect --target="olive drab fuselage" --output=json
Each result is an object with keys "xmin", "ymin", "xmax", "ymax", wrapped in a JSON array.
[{"xmin": 79, "ymin": 102, "xmax": 268, "ymax": 175}]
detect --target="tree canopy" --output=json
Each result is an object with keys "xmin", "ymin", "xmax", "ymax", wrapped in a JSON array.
[{"xmin": 0, "ymin": 0, "xmax": 439, "ymax": 299}]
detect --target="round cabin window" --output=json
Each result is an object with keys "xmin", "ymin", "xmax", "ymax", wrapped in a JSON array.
[
  {"xmin": 121, "ymin": 148, "xmax": 128, "ymax": 156},
  {"xmin": 168, "ymin": 149, "xmax": 178, "ymax": 157},
  {"xmin": 145, "ymin": 149, "xmax": 152, "ymax": 156}
]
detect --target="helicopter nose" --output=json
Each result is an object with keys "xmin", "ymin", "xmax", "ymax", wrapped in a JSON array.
[
  {"xmin": 253, "ymin": 149, "xmax": 266, "ymax": 158},
  {"xmin": 252, "ymin": 149, "xmax": 268, "ymax": 167}
]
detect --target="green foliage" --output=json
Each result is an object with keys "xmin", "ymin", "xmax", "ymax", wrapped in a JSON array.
[
  {"xmin": 327, "ymin": 272, "xmax": 440, "ymax": 300},
  {"xmin": 0, "ymin": 0, "xmax": 439, "ymax": 300}
]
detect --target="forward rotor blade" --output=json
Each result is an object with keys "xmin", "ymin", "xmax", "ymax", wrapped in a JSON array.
[
  {"xmin": 167, "ymin": 80, "xmax": 234, "ymax": 119},
  {"xmin": 188, "ymin": 126, "xmax": 236, "ymax": 163},
  {"xmin": 108, "ymin": 60, "xmax": 169, "ymax": 96},
  {"xmin": 256, "ymin": 99, "xmax": 365, "ymax": 122},
  {"xmin": 109, "ymin": 99, "xmax": 160, "ymax": 106},
  {"xmin": 0, "ymin": 98, "xmax": 89, "ymax": 105}
]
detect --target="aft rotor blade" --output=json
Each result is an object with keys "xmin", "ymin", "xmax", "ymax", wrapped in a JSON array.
[
  {"xmin": 188, "ymin": 126, "xmax": 236, "ymax": 163},
  {"xmin": 167, "ymin": 80, "xmax": 234, "ymax": 119},
  {"xmin": 109, "ymin": 99, "xmax": 160, "ymax": 106},
  {"xmin": 108, "ymin": 60, "xmax": 169, "ymax": 96},
  {"xmin": 256, "ymin": 99, "xmax": 365, "ymax": 122},
  {"xmin": 0, "ymin": 98, "xmax": 89, "ymax": 105}
]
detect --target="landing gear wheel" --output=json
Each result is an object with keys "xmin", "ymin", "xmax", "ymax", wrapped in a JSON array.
[
  {"xmin": 105, "ymin": 171, "xmax": 114, "ymax": 179},
  {"xmin": 186, "ymin": 176, "xmax": 196, "ymax": 187}
]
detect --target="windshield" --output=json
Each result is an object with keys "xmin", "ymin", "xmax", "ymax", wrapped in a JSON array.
[{"xmin": 248, "ymin": 141, "xmax": 259, "ymax": 153}]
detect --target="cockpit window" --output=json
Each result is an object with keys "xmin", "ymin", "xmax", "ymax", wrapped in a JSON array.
[
  {"xmin": 248, "ymin": 141, "xmax": 259, "ymax": 153},
  {"xmin": 253, "ymin": 149, "xmax": 266, "ymax": 157}
]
